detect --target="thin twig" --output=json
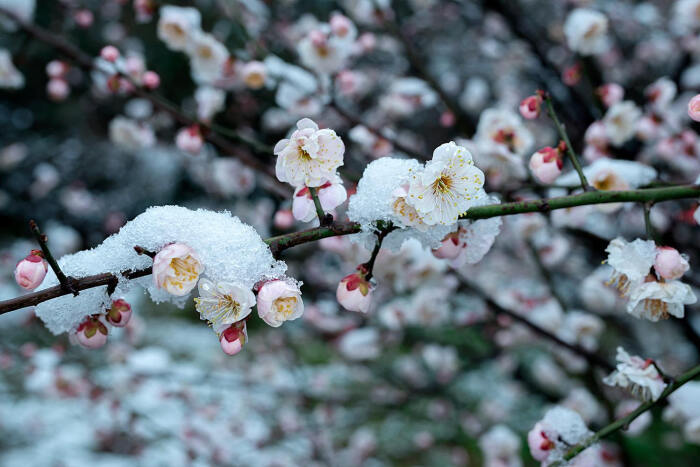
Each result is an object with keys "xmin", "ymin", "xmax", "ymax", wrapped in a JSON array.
[
  {"xmin": 307, "ymin": 186, "xmax": 332, "ymax": 227},
  {"xmin": 363, "ymin": 222, "xmax": 394, "ymax": 281},
  {"xmin": 29, "ymin": 220, "xmax": 78, "ymax": 296}
]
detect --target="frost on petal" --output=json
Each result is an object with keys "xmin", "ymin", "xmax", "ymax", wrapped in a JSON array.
[
  {"xmin": 34, "ymin": 206, "xmax": 286, "ymax": 334},
  {"xmin": 605, "ymin": 237, "xmax": 656, "ymax": 290},
  {"xmin": 626, "ymin": 280, "xmax": 696, "ymax": 322}
]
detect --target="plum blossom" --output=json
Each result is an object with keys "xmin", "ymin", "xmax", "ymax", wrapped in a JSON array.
[
  {"xmin": 106, "ymin": 298, "xmax": 132, "ymax": 327},
  {"xmin": 337, "ymin": 328, "xmax": 381, "ymax": 360},
  {"xmin": 298, "ymin": 25, "xmax": 354, "ymax": 74},
  {"xmin": 654, "ymin": 247, "xmax": 690, "ymax": 280},
  {"xmin": 479, "ymin": 425, "xmax": 522, "ymax": 467},
  {"xmin": 175, "ymin": 125, "xmax": 204, "ymax": 155},
  {"xmin": 186, "ymin": 32, "xmax": 229, "ymax": 84},
  {"xmin": 47, "ymin": 79, "xmax": 70, "ymax": 101},
  {"xmin": 153, "ymin": 243, "xmax": 204, "ymax": 296},
  {"xmin": 527, "ymin": 406, "xmax": 593, "ymax": 465},
  {"xmin": 390, "ymin": 184, "xmax": 428, "ymax": 231},
  {"xmin": 645, "ymin": 77, "xmax": 676, "ymax": 111},
  {"xmin": 274, "ymin": 118, "xmax": 345, "ymax": 187},
  {"xmin": 194, "ymin": 279, "xmax": 255, "ymax": 326},
  {"xmin": 603, "ymin": 347, "xmax": 667, "ymax": 401},
  {"xmin": 241, "ymin": 61, "xmax": 267, "ymax": 89},
  {"xmin": 292, "ymin": 178, "xmax": 347, "ymax": 222},
  {"xmin": 217, "ymin": 321, "xmax": 247, "ymax": 356},
  {"xmin": 0, "ymin": 49, "xmax": 24, "ymax": 89},
  {"xmin": 337, "ymin": 269, "xmax": 373, "ymax": 313},
  {"xmin": 406, "ymin": 142, "xmax": 485, "ymax": 225},
  {"xmin": 256, "ymin": 279, "xmax": 305, "ymax": 327},
  {"xmin": 157, "ymin": 5, "xmax": 201, "ymax": 51},
  {"xmin": 597, "ymin": 83, "xmax": 624, "ymax": 108},
  {"xmin": 519, "ymin": 94, "xmax": 542, "ymax": 119},
  {"xmin": 605, "ymin": 237, "xmax": 657, "ymax": 296},
  {"xmin": 14, "ymin": 250, "xmax": 48, "ymax": 290},
  {"xmin": 563, "ymin": 8, "xmax": 610, "ymax": 56},
  {"xmin": 74, "ymin": 316, "xmax": 108, "ymax": 349},
  {"xmin": 688, "ymin": 94, "xmax": 700, "ymax": 122},
  {"xmin": 626, "ymin": 278, "xmax": 696, "ymax": 321},
  {"xmin": 603, "ymin": 101, "xmax": 642, "ymax": 146},
  {"xmin": 663, "ymin": 382, "xmax": 700, "ymax": 444},
  {"xmin": 108, "ymin": 116, "xmax": 156, "ymax": 151},
  {"xmin": 195, "ymin": 86, "xmax": 226, "ymax": 123},
  {"xmin": 529, "ymin": 146, "xmax": 563, "ymax": 184}
]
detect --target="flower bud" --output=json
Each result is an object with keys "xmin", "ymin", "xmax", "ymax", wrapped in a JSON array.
[
  {"xmin": 142, "ymin": 70, "xmax": 160, "ymax": 89},
  {"xmin": 14, "ymin": 250, "xmax": 48, "ymax": 290},
  {"xmin": 519, "ymin": 95, "xmax": 542, "ymax": 119},
  {"xmin": 597, "ymin": 83, "xmax": 624, "ymax": 108},
  {"xmin": 257, "ymin": 279, "xmax": 304, "ymax": 327},
  {"xmin": 241, "ymin": 61, "xmax": 266, "ymax": 90},
  {"xmin": 106, "ymin": 298, "xmax": 132, "ymax": 327},
  {"xmin": 74, "ymin": 9, "xmax": 94, "ymax": 28},
  {"xmin": 175, "ymin": 125, "xmax": 203, "ymax": 155},
  {"xmin": 219, "ymin": 321, "xmax": 247, "ymax": 355},
  {"xmin": 529, "ymin": 146, "xmax": 563, "ymax": 184},
  {"xmin": 100, "ymin": 45, "xmax": 120, "ymax": 63},
  {"xmin": 47, "ymin": 79, "xmax": 70, "ymax": 101},
  {"xmin": 273, "ymin": 209, "xmax": 295, "ymax": 230},
  {"xmin": 688, "ymin": 94, "xmax": 700, "ymax": 122},
  {"xmin": 654, "ymin": 247, "xmax": 689, "ymax": 281},
  {"xmin": 153, "ymin": 243, "xmax": 203, "ymax": 296},
  {"xmin": 337, "ymin": 270, "xmax": 373, "ymax": 313},
  {"xmin": 46, "ymin": 60, "xmax": 68, "ymax": 79},
  {"xmin": 432, "ymin": 231, "xmax": 463, "ymax": 260},
  {"xmin": 527, "ymin": 423, "xmax": 555, "ymax": 462},
  {"xmin": 330, "ymin": 13, "xmax": 353, "ymax": 39},
  {"xmin": 75, "ymin": 316, "xmax": 108, "ymax": 349},
  {"xmin": 562, "ymin": 63, "xmax": 582, "ymax": 86}
]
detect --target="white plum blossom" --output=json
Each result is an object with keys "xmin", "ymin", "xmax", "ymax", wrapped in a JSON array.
[
  {"xmin": 602, "ymin": 101, "xmax": 642, "ymax": 146},
  {"xmin": 626, "ymin": 279, "xmax": 696, "ymax": 321},
  {"xmin": 379, "ymin": 78, "xmax": 439, "ymax": 118},
  {"xmin": 406, "ymin": 142, "xmax": 485, "ymax": 225},
  {"xmin": 390, "ymin": 183, "xmax": 428, "ymax": 231},
  {"xmin": 0, "ymin": 0, "xmax": 35, "ymax": 32},
  {"xmin": 605, "ymin": 237, "xmax": 657, "ymax": 295},
  {"xmin": 157, "ymin": 5, "xmax": 202, "ymax": 51},
  {"xmin": 297, "ymin": 24, "xmax": 354, "ymax": 74},
  {"xmin": 337, "ymin": 328, "xmax": 381, "ymax": 361},
  {"xmin": 0, "ymin": 49, "xmax": 24, "ymax": 89},
  {"xmin": 194, "ymin": 278, "xmax": 255, "ymax": 326},
  {"xmin": 186, "ymin": 32, "xmax": 229, "ymax": 84},
  {"xmin": 527, "ymin": 406, "xmax": 594, "ymax": 465},
  {"xmin": 153, "ymin": 243, "xmax": 204, "ymax": 296},
  {"xmin": 603, "ymin": 347, "xmax": 667, "ymax": 401},
  {"xmin": 274, "ymin": 118, "xmax": 345, "ymax": 187},
  {"xmin": 478, "ymin": 425, "xmax": 522, "ymax": 467},
  {"xmin": 195, "ymin": 86, "xmax": 226, "ymax": 123},
  {"xmin": 563, "ymin": 8, "xmax": 610, "ymax": 56},
  {"xmin": 108, "ymin": 116, "xmax": 156, "ymax": 150},
  {"xmin": 663, "ymin": 381, "xmax": 700, "ymax": 445},
  {"xmin": 645, "ymin": 77, "xmax": 677, "ymax": 111},
  {"xmin": 256, "ymin": 279, "xmax": 304, "ymax": 327}
]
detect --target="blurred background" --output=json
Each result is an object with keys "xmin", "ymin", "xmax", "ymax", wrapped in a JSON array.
[{"xmin": 1, "ymin": 0, "xmax": 700, "ymax": 465}]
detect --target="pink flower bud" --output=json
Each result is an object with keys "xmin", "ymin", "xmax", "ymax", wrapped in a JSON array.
[
  {"xmin": 440, "ymin": 111, "xmax": 456, "ymax": 127},
  {"xmin": 273, "ymin": 209, "xmax": 295, "ymax": 229},
  {"xmin": 432, "ymin": 232, "xmax": 463, "ymax": 260},
  {"xmin": 654, "ymin": 247, "xmax": 689, "ymax": 281},
  {"xmin": 46, "ymin": 60, "xmax": 68, "ymax": 79},
  {"xmin": 357, "ymin": 32, "xmax": 376, "ymax": 52},
  {"xmin": 75, "ymin": 316, "xmax": 108, "ymax": 349},
  {"xmin": 330, "ymin": 13, "xmax": 353, "ymax": 38},
  {"xmin": 176, "ymin": 125, "xmax": 204, "ymax": 155},
  {"xmin": 337, "ymin": 271, "xmax": 373, "ymax": 313},
  {"xmin": 106, "ymin": 298, "xmax": 132, "ymax": 327},
  {"xmin": 529, "ymin": 146, "xmax": 563, "ymax": 184},
  {"xmin": 73, "ymin": 9, "xmax": 94, "ymax": 28},
  {"xmin": 527, "ymin": 423, "xmax": 555, "ymax": 462},
  {"xmin": 562, "ymin": 63, "xmax": 582, "ymax": 86},
  {"xmin": 584, "ymin": 121, "xmax": 608, "ymax": 148},
  {"xmin": 241, "ymin": 61, "xmax": 266, "ymax": 90},
  {"xmin": 47, "ymin": 79, "xmax": 70, "ymax": 101},
  {"xmin": 142, "ymin": 71, "xmax": 160, "ymax": 89},
  {"xmin": 14, "ymin": 250, "xmax": 48, "ymax": 290},
  {"xmin": 219, "ymin": 321, "xmax": 247, "ymax": 355},
  {"xmin": 596, "ymin": 83, "xmax": 624, "ymax": 108},
  {"xmin": 100, "ymin": 45, "xmax": 120, "ymax": 63},
  {"xmin": 257, "ymin": 279, "xmax": 304, "ymax": 327},
  {"xmin": 519, "ymin": 95, "xmax": 542, "ymax": 119},
  {"xmin": 153, "ymin": 243, "xmax": 203, "ymax": 296},
  {"xmin": 688, "ymin": 94, "xmax": 700, "ymax": 122}
]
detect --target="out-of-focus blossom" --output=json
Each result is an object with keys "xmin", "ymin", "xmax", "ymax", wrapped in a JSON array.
[
  {"xmin": 47, "ymin": 79, "xmax": 70, "ymax": 101},
  {"xmin": 597, "ymin": 83, "xmax": 624, "ymax": 108},
  {"xmin": 256, "ymin": 279, "xmax": 304, "ymax": 327},
  {"xmin": 273, "ymin": 209, "xmax": 295, "ymax": 229},
  {"xmin": 194, "ymin": 279, "xmax": 255, "ymax": 325},
  {"xmin": 100, "ymin": 45, "xmax": 120, "ymax": 62},
  {"xmin": 0, "ymin": 0, "xmax": 35, "ymax": 32},
  {"xmin": 645, "ymin": 77, "xmax": 676, "ymax": 111},
  {"xmin": 109, "ymin": 116, "xmax": 156, "ymax": 150},
  {"xmin": 479, "ymin": 425, "xmax": 522, "ymax": 467},
  {"xmin": 157, "ymin": 5, "xmax": 201, "ymax": 51},
  {"xmin": 688, "ymin": 94, "xmax": 700, "ymax": 122},
  {"xmin": 186, "ymin": 32, "xmax": 229, "ymax": 84},
  {"xmin": 142, "ymin": 70, "xmax": 160, "ymax": 89},
  {"xmin": 74, "ymin": 316, "xmax": 108, "ymax": 349},
  {"xmin": 73, "ymin": 9, "xmax": 93, "ymax": 28},
  {"xmin": 0, "ymin": 49, "xmax": 24, "ymax": 89},
  {"xmin": 603, "ymin": 101, "xmax": 642, "ymax": 146},
  {"xmin": 175, "ymin": 125, "xmax": 204, "ymax": 155},
  {"xmin": 134, "ymin": 0, "xmax": 156, "ymax": 23},
  {"xmin": 562, "ymin": 63, "xmax": 582, "ymax": 86},
  {"xmin": 337, "ymin": 270, "xmax": 373, "ymax": 313},
  {"xmin": 563, "ymin": 8, "xmax": 610, "ymax": 56},
  {"xmin": 14, "ymin": 250, "xmax": 48, "ymax": 290},
  {"xmin": 406, "ymin": 142, "xmax": 485, "ymax": 225},
  {"xmin": 106, "ymin": 299, "xmax": 132, "ymax": 327},
  {"xmin": 241, "ymin": 61, "xmax": 267, "ymax": 89},
  {"xmin": 292, "ymin": 178, "xmax": 347, "ymax": 222},
  {"xmin": 663, "ymin": 381, "xmax": 700, "ymax": 444},
  {"xmin": 274, "ymin": 118, "xmax": 345, "ymax": 187},
  {"xmin": 337, "ymin": 328, "xmax": 380, "ymax": 360},
  {"xmin": 195, "ymin": 86, "xmax": 226, "ymax": 123},
  {"xmin": 603, "ymin": 347, "xmax": 667, "ymax": 401},
  {"xmin": 153, "ymin": 243, "xmax": 203, "ymax": 296}
]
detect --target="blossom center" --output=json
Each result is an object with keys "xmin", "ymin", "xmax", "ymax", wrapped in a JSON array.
[
  {"xmin": 432, "ymin": 174, "xmax": 454, "ymax": 194},
  {"xmin": 274, "ymin": 296, "xmax": 298, "ymax": 317}
]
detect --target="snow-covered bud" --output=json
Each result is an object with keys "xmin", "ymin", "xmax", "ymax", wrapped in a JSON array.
[
  {"xmin": 73, "ymin": 9, "xmax": 94, "ymax": 28},
  {"xmin": 527, "ymin": 422, "xmax": 555, "ymax": 462},
  {"xmin": 219, "ymin": 321, "xmax": 247, "ymax": 355},
  {"xmin": 330, "ymin": 13, "xmax": 354, "ymax": 39},
  {"xmin": 47, "ymin": 79, "xmax": 70, "ymax": 101},
  {"xmin": 273, "ymin": 209, "xmax": 295, "ymax": 229},
  {"xmin": 142, "ymin": 71, "xmax": 160, "ymax": 89},
  {"xmin": 241, "ymin": 61, "xmax": 266, "ymax": 90},
  {"xmin": 337, "ymin": 269, "xmax": 373, "ymax": 313},
  {"xmin": 257, "ymin": 279, "xmax": 304, "ymax": 327},
  {"xmin": 688, "ymin": 94, "xmax": 700, "ymax": 122},
  {"xmin": 655, "ymin": 247, "xmax": 689, "ymax": 281},
  {"xmin": 176, "ymin": 125, "xmax": 204, "ymax": 155},
  {"xmin": 75, "ymin": 316, "xmax": 108, "ymax": 349},
  {"xmin": 292, "ymin": 180, "xmax": 347, "ymax": 222},
  {"xmin": 100, "ymin": 45, "xmax": 120, "ymax": 63},
  {"xmin": 519, "ymin": 95, "xmax": 542, "ymax": 119},
  {"xmin": 106, "ymin": 298, "xmax": 132, "ymax": 327},
  {"xmin": 46, "ymin": 60, "xmax": 68, "ymax": 79},
  {"xmin": 597, "ymin": 83, "xmax": 624, "ymax": 108},
  {"xmin": 432, "ymin": 231, "xmax": 463, "ymax": 260},
  {"xmin": 153, "ymin": 243, "xmax": 203, "ymax": 296},
  {"xmin": 14, "ymin": 250, "xmax": 48, "ymax": 290},
  {"xmin": 563, "ymin": 63, "xmax": 582, "ymax": 86},
  {"xmin": 529, "ymin": 145, "xmax": 563, "ymax": 184}
]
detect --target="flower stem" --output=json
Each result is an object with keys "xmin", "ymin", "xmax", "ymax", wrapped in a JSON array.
[
  {"xmin": 29, "ymin": 220, "xmax": 77, "ymax": 296},
  {"xmin": 553, "ymin": 363, "xmax": 700, "ymax": 465},
  {"xmin": 643, "ymin": 202, "xmax": 660, "ymax": 243},
  {"xmin": 363, "ymin": 223, "xmax": 394, "ymax": 281},
  {"xmin": 543, "ymin": 94, "xmax": 591, "ymax": 191},
  {"xmin": 307, "ymin": 186, "xmax": 332, "ymax": 226}
]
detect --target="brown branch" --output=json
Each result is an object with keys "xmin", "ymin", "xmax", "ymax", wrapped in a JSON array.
[{"xmin": 29, "ymin": 220, "xmax": 78, "ymax": 295}]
